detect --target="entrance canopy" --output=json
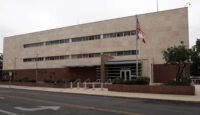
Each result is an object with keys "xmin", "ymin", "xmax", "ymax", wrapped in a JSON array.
[
  {"xmin": 105, "ymin": 60, "xmax": 141, "ymax": 65},
  {"xmin": 63, "ymin": 64, "xmax": 100, "ymax": 68}
]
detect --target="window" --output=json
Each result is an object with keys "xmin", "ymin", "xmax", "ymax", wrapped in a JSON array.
[
  {"xmin": 117, "ymin": 51, "xmax": 124, "ymax": 56},
  {"xmin": 124, "ymin": 31, "xmax": 131, "ymax": 36},
  {"xmin": 117, "ymin": 32, "xmax": 123, "ymax": 37},
  {"xmin": 23, "ymin": 57, "xmax": 44, "ymax": 62},
  {"xmin": 131, "ymin": 31, "xmax": 136, "ymax": 35},
  {"xmin": 104, "ymin": 50, "xmax": 137, "ymax": 57},
  {"xmin": 71, "ymin": 53, "xmax": 101, "ymax": 59},
  {"xmin": 72, "ymin": 35, "xmax": 100, "ymax": 42},
  {"xmin": 24, "ymin": 42, "xmax": 44, "ymax": 48},
  {"xmin": 46, "ymin": 39, "xmax": 69, "ymax": 46},
  {"xmin": 71, "ymin": 55, "xmax": 78, "ymax": 59},
  {"xmin": 35, "ymin": 57, "xmax": 44, "ymax": 61},
  {"xmin": 103, "ymin": 30, "xmax": 136, "ymax": 39},
  {"xmin": 45, "ymin": 55, "xmax": 69, "ymax": 61}
]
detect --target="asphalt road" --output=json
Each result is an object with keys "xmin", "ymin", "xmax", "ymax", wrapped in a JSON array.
[{"xmin": 0, "ymin": 88, "xmax": 199, "ymax": 115}]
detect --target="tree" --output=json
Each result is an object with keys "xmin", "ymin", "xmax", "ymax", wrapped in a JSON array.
[
  {"xmin": 190, "ymin": 39, "xmax": 200, "ymax": 76},
  {"xmin": 163, "ymin": 45, "xmax": 191, "ymax": 82}
]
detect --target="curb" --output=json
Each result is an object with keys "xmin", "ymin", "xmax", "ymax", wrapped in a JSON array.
[{"xmin": 0, "ymin": 85, "xmax": 200, "ymax": 104}]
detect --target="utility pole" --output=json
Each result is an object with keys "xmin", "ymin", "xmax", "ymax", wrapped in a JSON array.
[{"xmin": 35, "ymin": 53, "xmax": 39, "ymax": 83}]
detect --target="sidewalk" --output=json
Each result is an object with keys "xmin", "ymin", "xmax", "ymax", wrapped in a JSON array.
[{"xmin": 0, "ymin": 84, "xmax": 200, "ymax": 103}]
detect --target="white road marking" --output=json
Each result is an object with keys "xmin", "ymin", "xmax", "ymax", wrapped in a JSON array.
[
  {"xmin": 15, "ymin": 106, "xmax": 60, "ymax": 112},
  {"xmin": 0, "ymin": 109, "xmax": 19, "ymax": 115},
  {"xmin": 0, "ymin": 97, "xmax": 5, "ymax": 99}
]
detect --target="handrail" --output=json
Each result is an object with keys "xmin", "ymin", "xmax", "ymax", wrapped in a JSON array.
[
  {"xmin": 84, "ymin": 78, "xmax": 90, "ymax": 82},
  {"xmin": 95, "ymin": 79, "xmax": 101, "ymax": 83},
  {"xmin": 70, "ymin": 82, "xmax": 112, "ymax": 89},
  {"xmin": 106, "ymin": 79, "xmax": 112, "ymax": 83},
  {"xmin": 74, "ymin": 79, "xmax": 81, "ymax": 83}
]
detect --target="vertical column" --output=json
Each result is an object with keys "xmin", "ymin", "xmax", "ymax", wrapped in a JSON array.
[
  {"xmin": 100, "ymin": 55, "xmax": 106, "ymax": 83},
  {"xmin": 100, "ymin": 34, "xmax": 104, "ymax": 39},
  {"xmin": 100, "ymin": 54, "xmax": 113, "ymax": 83},
  {"xmin": 69, "ymin": 38, "xmax": 72, "ymax": 43}
]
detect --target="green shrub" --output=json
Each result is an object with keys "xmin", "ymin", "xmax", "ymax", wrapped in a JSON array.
[
  {"xmin": 0, "ymin": 79, "xmax": 9, "ymax": 82},
  {"xmin": 112, "ymin": 79, "xmax": 124, "ymax": 84},
  {"xmin": 112, "ymin": 77, "xmax": 150, "ymax": 85},
  {"xmin": 164, "ymin": 80, "xmax": 177, "ymax": 85},
  {"xmin": 179, "ymin": 77, "xmax": 191, "ymax": 86},
  {"xmin": 135, "ymin": 77, "xmax": 150, "ymax": 85},
  {"xmin": 69, "ymin": 78, "xmax": 76, "ymax": 82},
  {"xmin": 21, "ymin": 75, "xmax": 29, "ymax": 82},
  {"xmin": 124, "ymin": 80, "xmax": 137, "ymax": 85},
  {"xmin": 164, "ymin": 77, "xmax": 191, "ymax": 86},
  {"xmin": 44, "ymin": 79, "xmax": 54, "ymax": 83},
  {"xmin": 57, "ymin": 79, "xmax": 68, "ymax": 83},
  {"xmin": 28, "ymin": 80, "xmax": 36, "ymax": 82}
]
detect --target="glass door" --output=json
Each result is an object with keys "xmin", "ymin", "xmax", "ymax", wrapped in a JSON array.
[{"xmin": 120, "ymin": 70, "xmax": 131, "ymax": 80}]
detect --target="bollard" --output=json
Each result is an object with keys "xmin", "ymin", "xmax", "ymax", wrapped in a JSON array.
[
  {"xmin": 92, "ymin": 82, "xmax": 95, "ymax": 90},
  {"xmin": 84, "ymin": 82, "xmax": 87, "ymax": 89},
  {"xmin": 77, "ymin": 82, "xmax": 80, "ymax": 89},
  {"xmin": 101, "ymin": 83, "xmax": 103, "ymax": 91},
  {"xmin": 70, "ymin": 82, "xmax": 73, "ymax": 88}
]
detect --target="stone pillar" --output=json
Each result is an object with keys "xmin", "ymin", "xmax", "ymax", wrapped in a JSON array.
[{"xmin": 100, "ymin": 54, "xmax": 113, "ymax": 83}]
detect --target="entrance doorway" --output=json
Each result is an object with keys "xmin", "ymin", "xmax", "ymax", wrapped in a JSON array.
[{"xmin": 120, "ymin": 70, "xmax": 131, "ymax": 80}]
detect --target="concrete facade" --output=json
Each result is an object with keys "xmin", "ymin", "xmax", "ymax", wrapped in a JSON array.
[{"xmin": 3, "ymin": 8, "xmax": 189, "ymax": 82}]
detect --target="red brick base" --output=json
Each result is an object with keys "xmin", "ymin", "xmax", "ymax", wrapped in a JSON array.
[
  {"xmin": 108, "ymin": 84, "xmax": 195, "ymax": 95},
  {"xmin": 3, "ymin": 67, "xmax": 97, "ymax": 82},
  {"xmin": 0, "ymin": 82, "xmax": 70, "ymax": 88},
  {"xmin": 153, "ymin": 64, "xmax": 190, "ymax": 83}
]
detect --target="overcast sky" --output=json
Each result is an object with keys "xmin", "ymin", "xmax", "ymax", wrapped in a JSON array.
[{"xmin": 0, "ymin": 0, "xmax": 199, "ymax": 53}]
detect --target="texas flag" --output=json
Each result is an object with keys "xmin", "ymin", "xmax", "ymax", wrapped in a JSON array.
[{"xmin": 136, "ymin": 16, "xmax": 145, "ymax": 44}]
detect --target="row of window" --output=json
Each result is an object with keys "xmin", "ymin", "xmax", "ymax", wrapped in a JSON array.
[
  {"xmin": 46, "ymin": 39, "xmax": 69, "ymax": 46},
  {"xmin": 23, "ymin": 55, "xmax": 69, "ymax": 62},
  {"xmin": 23, "ymin": 57, "xmax": 44, "ymax": 62},
  {"xmin": 72, "ymin": 35, "xmax": 101, "ymax": 42},
  {"xmin": 24, "ymin": 30, "xmax": 136, "ymax": 48},
  {"xmin": 24, "ymin": 42, "xmax": 44, "ymax": 48},
  {"xmin": 103, "ymin": 30, "xmax": 136, "ymax": 38},
  {"xmin": 71, "ymin": 53, "xmax": 100, "ymax": 59},
  {"xmin": 23, "ymin": 50, "xmax": 137, "ymax": 63},
  {"xmin": 104, "ymin": 50, "xmax": 138, "ymax": 57},
  {"xmin": 45, "ymin": 55, "xmax": 69, "ymax": 60}
]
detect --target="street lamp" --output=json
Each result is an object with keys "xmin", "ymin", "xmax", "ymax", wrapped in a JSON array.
[{"xmin": 185, "ymin": 2, "xmax": 191, "ymax": 7}]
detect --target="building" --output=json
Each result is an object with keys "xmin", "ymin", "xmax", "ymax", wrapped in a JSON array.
[{"xmin": 3, "ymin": 8, "xmax": 189, "ymax": 83}]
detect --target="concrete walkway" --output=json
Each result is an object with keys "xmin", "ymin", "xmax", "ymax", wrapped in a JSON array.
[{"xmin": 0, "ymin": 84, "xmax": 200, "ymax": 103}]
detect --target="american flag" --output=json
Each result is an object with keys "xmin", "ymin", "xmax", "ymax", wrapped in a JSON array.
[{"xmin": 136, "ymin": 16, "xmax": 145, "ymax": 44}]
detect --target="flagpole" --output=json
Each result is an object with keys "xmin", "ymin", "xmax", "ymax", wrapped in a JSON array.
[
  {"xmin": 157, "ymin": 0, "xmax": 159, "ymax": 12},
  {"xmin": 136, "ymin": 35, "xmax": 138, "ymax": 78},
  {"xmin": 136, "ymin": 15, "xmax": 138, "ymax": 78}
]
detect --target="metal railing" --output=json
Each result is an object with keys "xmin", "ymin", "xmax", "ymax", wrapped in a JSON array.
[{"xmin": 70, "ymin": 82, "xmax": 111, "ymax": 90}]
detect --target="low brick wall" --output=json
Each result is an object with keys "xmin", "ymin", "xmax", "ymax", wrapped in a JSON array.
[
  {"xmin": 0, "ymin": 82, "xmax": 70, "ymax": 88},
  {"xmin": 108, "ymin": 84, "xmax": 195, "ymax": 95}
]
